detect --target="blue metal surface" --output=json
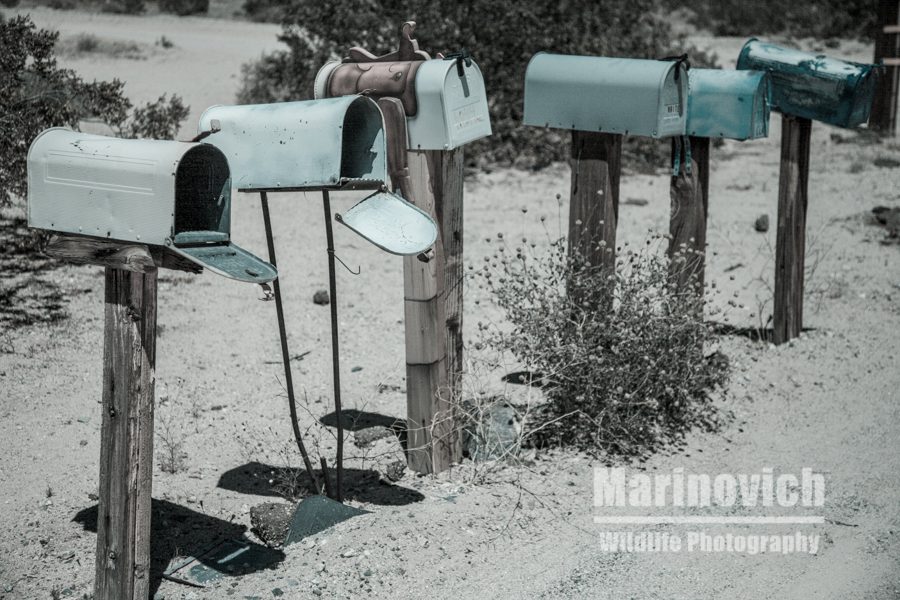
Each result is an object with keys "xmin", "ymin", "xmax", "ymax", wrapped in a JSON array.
[
  {"xmin": 736, "ymin": 39, "xmax": 877, "ymax": 129},
  {"xmin": 199, "ymin": 96, "xmax": 388, "ymax": 191},
  {"xmin": 523, "ymin": 53, "xmax": 688, "ymax": 138},
  {"xmin": 687, "ymin": 69, "xmax": 771, "ymax": 140}
]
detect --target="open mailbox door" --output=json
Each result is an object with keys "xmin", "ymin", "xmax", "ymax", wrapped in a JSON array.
[
  {"xmin": 198, "ymin": 96, "xmax": 436, "ymax": 256},
  {"xmin": 27, "ymin": 128, "xmax": 276, "ymax": 283}
]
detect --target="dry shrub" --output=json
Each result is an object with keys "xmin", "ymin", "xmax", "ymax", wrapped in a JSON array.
[{"xmin": 478, "ymin": 230, "xmax": 729, "ymax": 456}]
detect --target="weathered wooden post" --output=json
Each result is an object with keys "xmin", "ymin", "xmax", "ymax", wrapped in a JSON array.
[
  {"xmin": 27, "ymin": 129, "xmax": 278, "ymax": 599},
  {"xmin": 569, "ymin": 131, "xmax": 621, "ymax": 278},
  {"xmin": 737, "ymin": 40, "xmax": 879, "ymax": 344},
  {"xmin": 774, "ymin": 115, "xmax": 812, "ymax": 342},
  {"xmin": 872, "ymin": 0, "xmax": 900, "ymax": 134},
  {"xmin": 668, "ymin": 136, "xmax": 709, "ymax": 293},
  {"xmin": 671, "ymin": 68, "xmax": 771, "ymax": 295},
  {"xmin": 95, "ymin": 266, "xmax": 157, "ymax": 600},
  {"xmin": 314, "ymin": 22, "xmax": 492, "ymax": 473},
  {"xmin": 523, "ymin": 53, "xmax": 689, "ymax": 307}
]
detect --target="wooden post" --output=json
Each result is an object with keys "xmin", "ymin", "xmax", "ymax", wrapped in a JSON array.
[
  {"xmin": 402, "ymin": 148, "xmax": 463, "ymax": 474},
  {"xmin": 871, "ymin": 0, "xmax": 900, "ymax": 135},
  {"xmin": 668, "ymin": 136, "xmax": 710, "ymax": 295},
  {"xmin": 568, "ymin": 131, "xmax": 622, "ymax": 307},
  {"xmin": 95, "ymin": 267, "xmax": 158, "ymax": 600},
  {"xmin": 774, "ymin": 115, "xmax": 811, "ymax": 345}
]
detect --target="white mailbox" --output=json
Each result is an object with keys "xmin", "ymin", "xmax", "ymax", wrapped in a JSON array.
[
  {"xmin": 315, "ymin": 57, "xmax": 492, "ymax": 151},
  {"xmin": 27, "ymin": 128, "xmax": 277, "ymax": 283},
  {"xmin": 523, "ymin": 53, "xmax": 688, "ymax": 138}
]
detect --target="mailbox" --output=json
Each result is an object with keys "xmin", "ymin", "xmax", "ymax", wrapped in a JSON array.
[
  {"xmin": 687, "ymin": 69, "xmax": 771, "ymax": 140},
  {"xmin": 736, "ymin": 39, "xmax": 878, "ymax": 129},
  {"xmin": 198, "ymin": 96, "xmax": 437, "ymax": 256},
  {"xmin": 27, "ymin": 128, "xmax": 276, "ymax": 283},
  {"xmin": 315, "ymin": 57, "xmax": 492, "ymax": 151},
  {"xmin": 523, "ymin": 53, "xmax": 688, "ymax": 138}
]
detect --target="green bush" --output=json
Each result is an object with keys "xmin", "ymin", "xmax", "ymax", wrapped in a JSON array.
[
  {"xmin": 159, "ymin": 0, "xmax": 209, "ymax": 16},
  {"xmin": 237, "ymin": 0, "xmax": 716, "ymax": 170},
  {"xmin": 0, "ymin": 15, "xmax": 189, "ymax": 207},
  {"xmin": 670, "ymin": 0, "xmax": 878, "ymax": 40},
  {"xmin": 101, "ymin": 0, "xmax": 145, "ymax": 14},
  {"xmin": 477, "ymin": 231, "xmax": 729, "ymax": 456}
]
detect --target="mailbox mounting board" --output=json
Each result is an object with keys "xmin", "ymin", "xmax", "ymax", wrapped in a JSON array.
[
  {"xmin": 736, "ymin": 39, "xmax": 877, "ymax": 129},
  {"xmin": 523, "ymin": 53, "xmax": 688, "ymax": 138},
  {"xmin": 687, "ymin": 69, "xmax": 771, "ymax": 140},
  {"xmin": 199, "ymin": 96, "xmax": 388, "ymax": 192}
]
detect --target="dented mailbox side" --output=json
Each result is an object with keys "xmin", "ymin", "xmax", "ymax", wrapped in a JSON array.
[
  {"xmin": 199, "ymin": 96, "xmax": 388, "ymax": 191},
  {"xmin": 523, "ymin": 53, "xmax": 688, "ymax": 138},
  {"xmin": 28, "ymin": 128, "xmax": 188, "ymax": 245},
  {"xmin": 687, "ymin": 69, "xmax": 771, "ymax": 140},
  {"xmin": 736, "ymin": 39, "xmax": 877, "ymax": 129}
]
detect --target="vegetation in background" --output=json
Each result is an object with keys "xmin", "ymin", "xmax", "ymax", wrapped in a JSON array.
[
  {"xmin": 477, "ymin": 230, "xmax": 729, "ymax": 456},
  {"xmin": 237, "ymin": 0, "xmax": 717, "ymax": 170},
  {"xmin": 668, "ymin": 0, "xmax": 878, "ymax": 40},
  {"xmin": 158, "ymin": 0, "xmax": 208, "ymax": 16},
  {"xmin": 0, "ymin": 14, "xmax": 189, "ymax": 207}
]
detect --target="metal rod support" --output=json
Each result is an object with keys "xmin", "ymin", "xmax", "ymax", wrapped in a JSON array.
[
  {"xmin": 259, "ymin": 192, "xmax": 322, "ymax": 494},
  {"xmin": 322, "ymin": 190, "xmax": 344, "ymax": 502}
]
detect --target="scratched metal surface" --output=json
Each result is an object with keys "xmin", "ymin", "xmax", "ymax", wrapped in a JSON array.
[
  {"xmin": 27, "ymin": 128, "xmax": 216, "ymax": 247},
  {"xmin": 336, "ymin": 191, "xmax": 437, "ymax": 255},
  {"xmin": 736, "ymin": 39, "xmax": 877, "ymax": 129},
  {"xmin": 523, "ymin": 53, "xmax": 688, "ymax": 139},
  {"xmin": 198, "ymin": 96, "xmax": 389, "ymax": 191},
  {"xmin": 687, "ymin": 69, "xmax": 771, "ymax": 140}
]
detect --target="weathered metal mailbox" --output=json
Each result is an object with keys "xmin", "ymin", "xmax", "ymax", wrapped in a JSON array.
[
  {"xmin": 736, "ymin": 39, "xmax": 878, "ymax": 129},
  {"xmin": 523, "ymin": 53, "xmax": 689, "ymax": 138},
  {"xmin": 314, "ymin": 53, "xmax": 492, "ymax": 150},
  {"xmin": 198, "ymin": 95, "xmax": 437, "ymax": 254},
  {"xmin": 687, "ymin": 69, "xmax": 771, "ymax": 140},
  {"xmin": 27, "ymin": 127, "xmax": 276, "ymax": 283}
]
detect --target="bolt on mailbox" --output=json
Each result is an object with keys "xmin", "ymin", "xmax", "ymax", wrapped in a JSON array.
[
  {"xmin": 198, "ymin": 95, "xmax": 437, "ymax": 254},
  {"xmin": 736, "ymin": 39, "xmax": 878, "ymax": 129},
  {"xmin": 523, "ymin": 53, "xmax": 689, "ymax": 138},
  {"xmin": 27, "ymin": 128, "xmax": 276, "ymax": 283},
  {"xmin": 314, "ymin": 55, "xmax": 492, "ymax": 151},
  {"xmin": 687, "ymin": 69, "xmax": 771, "ymax": 140}
]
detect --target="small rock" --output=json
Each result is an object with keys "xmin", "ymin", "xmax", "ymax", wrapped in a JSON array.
[
  {"xmin": 383, "ymin": 460, "xmax": 406, "ymax": 482},
  {"xmin": 250, "ymin": 502, "xmax": 295, "ymax": 548},
  {"xmin": 754, "ymin": 214, "xmax": 769, "ymax": 233},
  {"xmin": 313, "ymin": 290, "xmax": 330, "ymax": 305},
  {"xmin": 271, "ymin": 588, "xmax": 284, "ymax": 597},
  {"xmin": 623, "ymin": 197, "xmax": 649, "ymax": 206},
  {"xmin": 353, "ymin": 426, "xmax": 393, "ymax": 447},
  {"xmin": 351, "ymin": 366, "xmax": 363, "ymax": 373},
  {"xmin": 341, "ymin": 548, "xmax": 357, "ymax": 558}
]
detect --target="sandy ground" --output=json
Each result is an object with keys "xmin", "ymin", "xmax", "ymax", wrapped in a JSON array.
[{"xmin": 2, "ymin": 7, "xmax": 900, "ymax": 600}]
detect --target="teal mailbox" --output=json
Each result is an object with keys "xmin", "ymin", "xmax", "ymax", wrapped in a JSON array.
[
  {"xmin": 524, "ymin": 53, "xmax": 688, "ymax": 138},
  {"xmin": 687, "ymin": 69, "xmax": 771, "ymax": 140},
  {"xmin": 736, "ymin": 39, "xmax": 877, "ymax": 129}
]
